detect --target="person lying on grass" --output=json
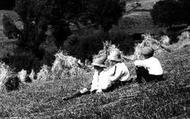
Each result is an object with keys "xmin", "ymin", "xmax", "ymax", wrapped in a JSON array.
[
  {"xmin": 134, "ymin": 47, "xmax": 164, "ymax": 83},
  {"xmin": 63, "ymin": 55, "xmax": 108, "ymax": 100},
  {"xmin": 99, "ymin": 49, "xmax": 131, "ymax": 92},
  {"xmin": 63, "ymin": 51, "xmax": 131, "ymax": 100}
]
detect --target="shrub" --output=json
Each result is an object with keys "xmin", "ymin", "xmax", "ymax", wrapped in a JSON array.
[
  {"xmin": 64, "ymin": 30, "xmax": 106, "ymax": 61},
  {"xmin": 109, "ymin": 27, "xmax": 136, "ymax": 55},
  {"xmin": 14, "ymin": 0, "xmax": 124, "ymax": 55},
  {"xmin": 0, "ymin": 0, "xmax": 15, "ymax": 10},
  {"xmin": 2, "ymin": 14, "xmax": 21, "ymax": 39},
  {"xmin": 151, "ymin": 0, "xmax": 190, "ymax": 27},
  {"xmin": 64, "ymin": 28, "xmax": 138, "ymax": 61},
  {"xmin": 1, "ymin": 51, "xmax": 42, "ymax": 72}
]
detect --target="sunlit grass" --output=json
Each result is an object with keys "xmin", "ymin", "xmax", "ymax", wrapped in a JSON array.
[{"xmin": 0, "ymin": 43, "xmax": 190, "ymax": 118}]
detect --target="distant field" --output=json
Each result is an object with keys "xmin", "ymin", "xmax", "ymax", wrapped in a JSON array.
[
  {"xmin": 122, "ymin": 0, "xmax": 164, "ymax": 35},
  {"xmin": 0, "ymin": 10, "xmax": 18, "ymax": 58}
]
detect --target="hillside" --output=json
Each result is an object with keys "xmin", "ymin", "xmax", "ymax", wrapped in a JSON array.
[
  {"xmin": 0, "ymin": 43, "xmax": 190, "ymax": 118},
  {"xmin": 121, "ymin": 0, "xmax": 164, "ymax": 35},
  {"xmin": 0, "ymin": 10, "xmax": 18, "ymax": 58},
  {"xmin": 1, "ymin": 1, "xmax": 190, "ymax": 118}
]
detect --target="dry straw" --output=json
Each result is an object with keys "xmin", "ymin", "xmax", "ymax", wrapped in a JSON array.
[
  {"xmin": 0, "ymin": 62, "xmax": 14, "ymax": 90},
  {"xmin": 37, "ymin": 65, "xmax": 51, "ymax": 81}
]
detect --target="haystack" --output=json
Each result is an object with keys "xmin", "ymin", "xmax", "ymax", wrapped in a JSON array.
[
  {"xmin": 17, "ymin": 69, "xmax": 27, "ymax": 82},
  {"xmin": 130, "ymin": 33, "xmax": 171, "ymax": 60},
  {"xmin": 37, "ymin": 65, "xmax": 51, "ymax": 81},
  {"xmin": 29, "ymin": 69, "xmax": 36, "ymax": 80},
  {"xmin": 51, "ymin": 51, "xmax": 79, "ymax": 73},
  {"xmin": 0, "ymin": 62, "xmax": 20, "ymax": 92}
]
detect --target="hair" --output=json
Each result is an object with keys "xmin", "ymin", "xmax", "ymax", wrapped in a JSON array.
[{"xmin": 143, "ymin": 51, "xmax": 154, "ymax": 58}]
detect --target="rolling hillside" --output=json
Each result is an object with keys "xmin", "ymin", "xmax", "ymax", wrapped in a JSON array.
[
  {"xmin": 0, "ymin": 42, "xmax": 190, "ymax": 118},
  {"xmin": 1, "ymin": 0, "xmax": 190, "ymax": 118},
  {"xmin": 121, "ymin": 0, "xmax": 164, "ymax": 35}
]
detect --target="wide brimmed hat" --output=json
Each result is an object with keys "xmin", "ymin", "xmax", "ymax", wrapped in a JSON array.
[
  {"xmin": 141, "ymin": 47, "xmax": 154, "ymax": 57},
  {"xmin": 92, "ymin": 55, "xmax": 107, "ymax": 68},
  {"xmin": 108, "ymin": 50, "xmax": 122, "ymax": 62}
]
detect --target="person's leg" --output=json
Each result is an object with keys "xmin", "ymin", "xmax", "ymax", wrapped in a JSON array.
[
  {"xmin": 157, "ymin": 75, "xmax": 164, "ymax": 81},
  {"xmin": 63, "ymin": 85, "xmax": 91, "ymax": 100},
  {"xmin": 135, "ymin": 66, "xmax": 149, "ymax": 83},
  {"xmin": 148, "ymin": 74, "xmax": 164, "ymax": 82},
  {"xmin": 101, "ymin": 80, "xmax": 121, "ymax": 92}
]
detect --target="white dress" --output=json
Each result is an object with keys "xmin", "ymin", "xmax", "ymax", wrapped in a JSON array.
[{"xmin": 91, "ymin": 62, "xmax": 130, "ymax": 92}]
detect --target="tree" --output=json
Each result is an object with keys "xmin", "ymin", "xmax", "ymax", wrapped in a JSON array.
[
  {"xmin": 151, "ymin": 0, "xmax": 190, "ymax": 27},
  {"xmin": 0, "ymin": 0, "xmax": 15, "ymax": 10},
  {"xmin": 86, "ymin": 0, "xmax": 125, "ymax": 31},
  {"xmin": 14, "ymin": 0, "xmax": 125, "ymax": 64},
  {"xmin": 15, "ymin": 0, "xmax": 71, "ymax": 56}
]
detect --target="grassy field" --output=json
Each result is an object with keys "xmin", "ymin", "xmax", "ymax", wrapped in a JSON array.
[
  {"xmin": 0, "ymin": 44, "xmax": 190, "ymax": 118},
  {"xmin": 1, "ymin": 1, "xmax": 190, "ymax": 118},
  {"xmin": 122, "ymin": 0, "xmax": 165, "ymax": 35}
]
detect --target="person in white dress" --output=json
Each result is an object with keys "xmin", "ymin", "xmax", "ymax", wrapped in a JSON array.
[
  {"xmin": 63, "ymin": 55, "xmax": 108, "ymax": 100},
  {"xmin": 94, "ymin": 50, "xmax": 131, "ymax": 93}
]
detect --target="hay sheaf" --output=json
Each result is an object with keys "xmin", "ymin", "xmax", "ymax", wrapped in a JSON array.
[{"xmin": 0, "ymin": 62, "xmax": 15, "ymax": 91}]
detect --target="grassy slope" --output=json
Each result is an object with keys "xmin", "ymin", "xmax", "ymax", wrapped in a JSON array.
[
  {"xmin": 122, "ymin": 0, "xmax": 164, "ymax": 35},
  {"xmin": 0, "ymin": 45, "xmax": 190, "ymax": 119},
  {"xmin": 1, "ymin": 1, "xmax": 190, "ymax": 118}
]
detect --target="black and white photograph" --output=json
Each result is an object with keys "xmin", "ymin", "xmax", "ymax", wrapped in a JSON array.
[{"xmin": 0, "ymin": 0, "xmax": 190, "ymax": 118}]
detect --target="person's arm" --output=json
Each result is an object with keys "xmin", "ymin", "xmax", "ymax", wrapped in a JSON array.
[
  {"xmin": 134, "ymin": 60, "xmax": 146, "ymax": 67},
  {"xmin": 108, "ymin": 65, "xmax": 123, "ymax": 82}
]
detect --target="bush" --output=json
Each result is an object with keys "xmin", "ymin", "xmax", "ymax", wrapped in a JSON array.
[
  {"xmin": 64, "ymin": 28, "xmax": 139, "ymax": 61},
  {"xmin": 64, "ymin": 30, "xmax": 106, "ymax": 61},
  {"xmin": 2, "ymin": 51, "xmax": 42, "ymax": 72},
  {"xmin": 109, "ymin": 28, "xmax": 136, "ymax": 55},
  {"xmin": 2, "ymin": 14, "xmax": 21, "ymax": 39},
  {"xmin": 151, "ymin": 0, "xmax": 190, "ymax": 27},
  {"xmin": 0, "ymin": 0, "xmax": 15, "ymax": 10}
]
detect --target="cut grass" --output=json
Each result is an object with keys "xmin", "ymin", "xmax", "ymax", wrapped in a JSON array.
[{"xmin": 1, "ymin": 45, "xmax": 190, "ymax": 118}]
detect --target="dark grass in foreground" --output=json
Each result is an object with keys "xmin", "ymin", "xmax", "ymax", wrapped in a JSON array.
[{"xmin": 1, "ymin": 47, "xmax": 190, "ymax": 118}]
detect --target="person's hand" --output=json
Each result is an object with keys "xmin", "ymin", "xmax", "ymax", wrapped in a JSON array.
[
  {"xmin": 90, "ymin": 88, "xmax": 96, "ymax": 92},
  {"xmin": 80, "ymin": 88, "xmax": 88, "ymax": 94},
  {"xmin": 96, "ymin": 89, "xmax": 103, "ymax": 93}
]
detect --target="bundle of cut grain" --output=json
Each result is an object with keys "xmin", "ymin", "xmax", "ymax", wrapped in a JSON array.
[
  {"xmin": 130, "ymin": 34, "xmax": 159, "ymax": 60},
  {"xmin": 160, "ymin": 35, "xmax": 171, "ymax": 46},
  {"xmin": 17, "ymin": 69, "xmax": 27, "ymax": 82},
  {"xmin": 29, "ymin": 69, "xmax": 36, "ymax": 80},
  {"xmin": 178, "ymin": 31, "xmax": 190, "ymax": 41},
  {"xmin": 0, "ymin": 62, "xmax": 17, "ymax": 91},
  {"xmin": 37, "ymin": 65, "xmax": 51, "ymax": 80},
  {"xmin": 51, "ymin": 51, "xmax": 79, "ymax": 73},
  {"xmin": 94, "ymin": 41, "xmax": 120, "ymax": 59},
  {"xmin": 92, "ymin": 41, "xmax": 123, "ymax": 67}
]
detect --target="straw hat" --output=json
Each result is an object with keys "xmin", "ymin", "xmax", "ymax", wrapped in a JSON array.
[
  {"xmin": 141, "ymin": 47, "xmax": 154, "ymax": 57},
  {"xmin": 108, "ymin": 50, "xmax": 122, "ymax": 62},
  {"xmin": 92, "ymin": 55, "xmax": 107, "ymax": 68}
]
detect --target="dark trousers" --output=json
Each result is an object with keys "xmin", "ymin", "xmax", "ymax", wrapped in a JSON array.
[{"xmin": 135, "ymin": 67, "xmax": 164, "ymax": 83}]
